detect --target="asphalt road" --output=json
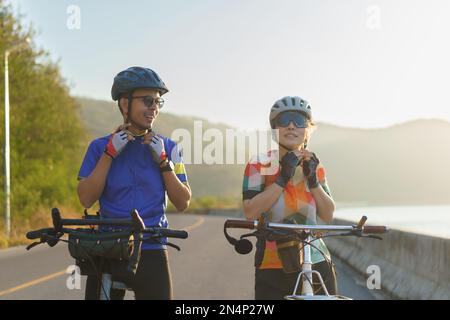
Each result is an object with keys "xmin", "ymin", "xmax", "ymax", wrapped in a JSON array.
[{"xmin": 0, "ymin": 214, "xmax": 383, "ymax": 300}]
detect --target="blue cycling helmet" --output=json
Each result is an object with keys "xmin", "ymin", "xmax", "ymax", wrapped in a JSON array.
[{"xmin": 111, "ymin": 66, "xmax": 169, "ymax": 101}]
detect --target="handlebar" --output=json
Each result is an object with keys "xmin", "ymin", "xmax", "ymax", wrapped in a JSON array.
[
  {"xmin": 26, "ymin": 208, "xmax": 189, "ymax": 250},
  {"xmin": 145, "ymin": 227, "xmax": 188, "ymax": 239},
  {"xmin": 362, "ymin": 225, "xmax": 388, "ymax": 234},
  {"xmin": 224, "ymin": 215, "xmax": 388, "ymax": 258},
  {"xmin": 27, "ymin": 226, "xmax": 189, "ymax": 240},
  {"xmin": 50, "ymin": 208, "xmax": 145, "ymax": 230},
  {"xmin": 26, "ymin": 228, "xmax": 57, "ymax": 240},
  {"xmin": 224, "ymin": 220, "xmax": 256, "ymax": 230},
  {"xmin": 224, "ymin": 216, "xmax": 389, "ymax": 235}
]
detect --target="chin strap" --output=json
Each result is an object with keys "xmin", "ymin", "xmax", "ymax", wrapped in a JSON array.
[
  {"xmin": 123, "ymin": 93, "xmax": 152, "ymax": 137},
  {"xmin": 124, "ymin": 128, "xmax": 149, "ymax": 138}
]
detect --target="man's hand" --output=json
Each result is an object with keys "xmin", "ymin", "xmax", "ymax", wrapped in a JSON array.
[
  {"xmin": 104, "ymin": 124, "xmax": 132, "ymax": 159},
  {"xmin": 142, "ymin": 131, "xmax": 168, "ymax": 165}
]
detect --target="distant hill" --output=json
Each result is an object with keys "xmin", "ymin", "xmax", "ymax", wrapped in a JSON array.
[
  {"xmin": 76, "ymin": 97, "xmax": 450, "ymax": 206},
  {"xmin": 76, "ymin": 97, "xmax": 244, "ymax": 200},
  {"xmin": 311, "ymin": 119, "xmax": 450, "ymax": 206}
]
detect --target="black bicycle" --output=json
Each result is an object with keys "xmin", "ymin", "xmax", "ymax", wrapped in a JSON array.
[{"xmin": 26, "ymin": 208, "xmax": 188, "ymax": 300}]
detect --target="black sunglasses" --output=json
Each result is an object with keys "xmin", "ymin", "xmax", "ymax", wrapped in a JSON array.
[
  {"xmin": 274, "ymin": 111, "xmax": 308, "ymax": 128},
  {"xmin": 131, "ymin": 96, "xmax": 165, "ymax": 108}
]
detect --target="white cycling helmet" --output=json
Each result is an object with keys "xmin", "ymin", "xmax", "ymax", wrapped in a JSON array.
[{"xmin": 270, "ymin": 96, "xmax": 312, "ymax": 128}]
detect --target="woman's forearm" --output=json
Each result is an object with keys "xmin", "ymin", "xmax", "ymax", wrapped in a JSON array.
[
  {"xmin": 243, "ymin": 183, "xmax": 284, "ymax": 220},
  {"xmin": 243, "ymin": 183, "xmax": 335, "ymax": 222},
  {"xmin": 77, "ymin": 153, "xmax": 112, "ymax": 208},
  {"xmin": 310, "ymin": 185, "xmax": 335, "ymax": 223}
]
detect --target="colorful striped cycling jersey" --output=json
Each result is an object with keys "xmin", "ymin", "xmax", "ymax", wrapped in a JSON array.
[{"xmin": 242, "ymin": 150, "xmax": 332, "ymax": 268}]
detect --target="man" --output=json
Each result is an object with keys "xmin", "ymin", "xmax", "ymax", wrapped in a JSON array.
[{"xmin": 77, "ymin": 66, "xmax": 191, "ymax": 299}]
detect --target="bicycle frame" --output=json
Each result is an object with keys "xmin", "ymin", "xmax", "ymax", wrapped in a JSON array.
[{"xmin": 285, "ymin": 232, "xmax": 350, "ymax": 300}]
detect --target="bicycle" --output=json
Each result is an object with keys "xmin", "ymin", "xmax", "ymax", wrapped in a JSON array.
[
  {"xmin": 224, "ymin": 215, "xmax": 388, "ymax": 300},
  {"xmin": 26, "ymin": 208, "xmax": 188, "ymax": 300}
]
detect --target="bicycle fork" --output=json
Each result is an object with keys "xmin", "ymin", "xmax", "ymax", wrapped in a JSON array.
[
  {"xmin": 99, "ymin": 273, "xmax": 132, "ymax": 300},
  {"xmin": 99, "ymin": 274, "xmax": 112, "ymax": 300}
]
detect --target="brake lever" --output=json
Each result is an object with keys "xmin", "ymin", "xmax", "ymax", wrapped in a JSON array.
[
  {"xmin": 47, "ymin": 238, "xmax": 60, "ymax": 247},
  {"xmin": 26, "ymin": 241, "xmax": 43, "ymax": 251},
  {"xmin": 363, "ymin": 235, "xmax": 383, "ymax": 241},
  {"xmin": 240, "ymin": 231, "xmax": 259, "ymax": 239},
  {"xmin": 343, "ymin": 230, "xmax": 383, "ymax": 241},
  {"xmin": 166, "ymin": 242, "xmax": 181, "ymax": 251},
  {"xmin": 338, "ymin": 231, "xmax": 360, "ymax": 238},
  {"xmin": 26, "ymin": 231, "xmax": 61, "ymax": 251},
  {"xmin": 42, "ymin": 232, "xmax": 61, "ymax": 247},
  {"xmin": 142, "ymin": 235, "xmax": 182, "ymax": 251}
]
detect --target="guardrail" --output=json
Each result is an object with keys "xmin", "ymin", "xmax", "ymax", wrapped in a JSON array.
[{"xmin": 325, "ymin": 218, "xmax": 450, "ymax": 300}]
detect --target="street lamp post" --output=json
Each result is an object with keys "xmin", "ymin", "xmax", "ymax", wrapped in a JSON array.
[
  {"xmin": 3, "ymin": 38, "xmax": 30, "ymax": 238},
  {"xmin": 4, "ymin": 50, "xmax": 11, "ymax": 237}
]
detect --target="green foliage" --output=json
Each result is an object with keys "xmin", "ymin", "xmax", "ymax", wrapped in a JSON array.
[
  {"xmin": 76, "ymin": 97, "xmax": 122, "ymax": 139},
  {"xmin": 0, "ymin": 2, "xmax": 87, "ymax": 238},
  {"xmin": 166, "ymin": 195, "xmax": 241, "ymax": 212}
]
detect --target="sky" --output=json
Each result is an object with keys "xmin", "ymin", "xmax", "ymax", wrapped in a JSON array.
[{"xmin": 6, "ymin": 0, "xmax": 450, "ymax": 130}]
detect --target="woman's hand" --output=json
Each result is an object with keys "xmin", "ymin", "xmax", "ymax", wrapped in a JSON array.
[
  {"xmin": 275, "ymin": 151, "xmax": 301, "ymax": 188},
  {"xmin": 296, "ymin": 149, "xmax": 320, "ymax": 189},
  {"xmin": 297, "ymin": 149, "xmax": 335, "ymax": 222}
]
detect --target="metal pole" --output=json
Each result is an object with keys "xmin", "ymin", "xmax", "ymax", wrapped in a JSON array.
[
  {"xmin": 301, "ymin": 234, "xmax": 314, "ymax": 296},
  {"xmin": 4, "ymin": 51, "xmax": 11, "ymax": 238}
]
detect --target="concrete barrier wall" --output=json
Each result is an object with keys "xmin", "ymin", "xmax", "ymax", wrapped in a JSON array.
[{"xmin": 325, "ymin": 218, "xmax": 450, "ymax": 300}]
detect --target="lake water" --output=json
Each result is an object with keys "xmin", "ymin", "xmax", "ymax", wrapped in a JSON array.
[{"xmin": 334, "ymin": 205, "xmax": 450, "ymax": 239}]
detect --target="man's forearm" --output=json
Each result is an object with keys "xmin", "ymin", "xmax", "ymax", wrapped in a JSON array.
[
  {"xmin": 162, "ymin": 171, "xmax": 191, "ymax": 212},
  {"xmin": 77, "ymin": 153, "xmax": 112, "ymax": 208}
]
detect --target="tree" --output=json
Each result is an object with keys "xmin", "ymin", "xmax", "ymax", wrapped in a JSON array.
[{"xmin": 0, "ymin": 1, "xmax": 87, "ymax": 236}]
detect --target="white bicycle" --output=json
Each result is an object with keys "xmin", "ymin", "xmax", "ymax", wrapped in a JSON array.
[{"xmin": 224, "ymin": 215, "xmax": 388, "ymax": 300}]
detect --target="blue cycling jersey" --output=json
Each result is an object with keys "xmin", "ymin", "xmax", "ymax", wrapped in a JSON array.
[{"xmin": 78, "ymin": 134, "xmax": 188, "ymax": 250}]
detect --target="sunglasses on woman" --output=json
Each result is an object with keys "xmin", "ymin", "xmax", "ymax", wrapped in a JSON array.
[
  {"xmin": 274, "ymin": 111, "xmax": 308, "ymax": 128},
  {"xmin": 131, "ymin": 96, "xmax": 165, "ymax": 108}
]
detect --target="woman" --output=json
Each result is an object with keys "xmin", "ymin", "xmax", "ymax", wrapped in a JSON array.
[{"xmin": 242, "ymin": 96, "xmax": 337, "ymax": 300}]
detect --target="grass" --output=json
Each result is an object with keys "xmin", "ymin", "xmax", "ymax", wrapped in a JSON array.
[
  {"xmin": 169, "ymin": 196, "xmax": 241, "ymax": 212},
  {"xmin": 0, "ymin": 205, "xmax": 85, "ymax": 249}
]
